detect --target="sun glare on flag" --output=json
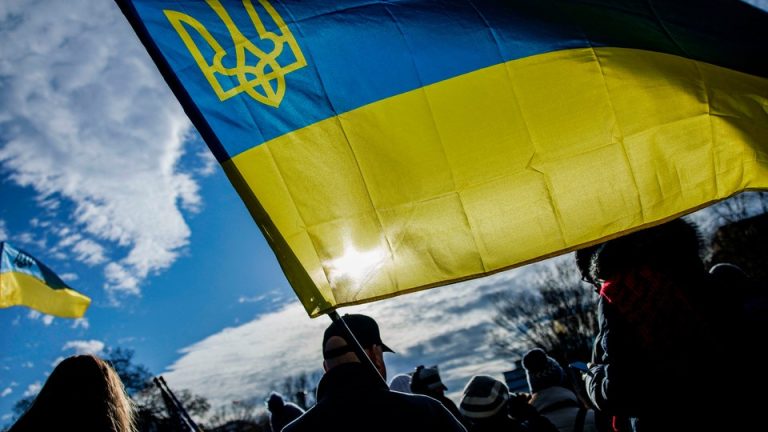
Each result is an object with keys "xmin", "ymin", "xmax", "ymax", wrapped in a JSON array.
[{"xmin": 326, "ymin": 244, "xmax": 387, "ymax": 291}]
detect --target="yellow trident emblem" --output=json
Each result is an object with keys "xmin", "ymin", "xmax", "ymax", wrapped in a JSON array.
[{"xmin": 164, "ymin": 0, "xmax": 307, "ymax": 107}]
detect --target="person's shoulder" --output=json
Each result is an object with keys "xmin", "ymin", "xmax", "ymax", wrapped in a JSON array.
[
  {"xmin": 383, "ymin": 391, "xmax": 464, "ymax": 423},
  {"xmin": 284, "ymin": 401, "xmax": 305, "ymax": 413},
  {"xmin": 384, "ymin": 388, "xmax": 440, "ymax": 406},
  {"xmin": 281, "ymin": 411, "xmax": 310, "ymax": 432}
]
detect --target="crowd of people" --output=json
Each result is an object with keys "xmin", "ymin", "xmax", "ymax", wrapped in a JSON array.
[{"xmin": 9, "ymin": 218, "xmax": 767, "ymax": 432}]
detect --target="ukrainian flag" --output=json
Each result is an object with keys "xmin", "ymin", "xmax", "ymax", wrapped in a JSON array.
[
  {"xmin": 117, "ymin": 0, "xmax": 768, "ymax": 316},
  {"xmin": 0, "ymin": 242, "xmax": 90, "ymax": 318}
]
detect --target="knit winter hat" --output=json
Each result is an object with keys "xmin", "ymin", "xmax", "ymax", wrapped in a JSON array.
[
  {"xmin": 522, "ymin": 348, "xmax": 565, "ymax": 393},
  {"xmin": 459, "ymin": 375, "xmax": 510, "ymax": 419}
]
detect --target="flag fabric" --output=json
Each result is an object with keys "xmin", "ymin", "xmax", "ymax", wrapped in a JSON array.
[
  {"xmin": 0, "ymin": 241, "xmax": 91, "ymax": 318},
  {"xmin": 115, "ymin": 0, "xmax": 768, "ymax": 317}
]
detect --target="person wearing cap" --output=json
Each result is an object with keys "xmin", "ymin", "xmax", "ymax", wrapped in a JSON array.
[
  {"xmin": 411, "ymin": 365, "xmax": 466, "ymax": 426},
  {"xmin": 282, "ymin": 314, "xmax": 466, "ymax": 432}
]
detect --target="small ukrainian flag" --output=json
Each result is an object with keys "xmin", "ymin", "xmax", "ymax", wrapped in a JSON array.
[{"xmin": 0, "ymin": 241, "xmax": 91, "ymax": 318}]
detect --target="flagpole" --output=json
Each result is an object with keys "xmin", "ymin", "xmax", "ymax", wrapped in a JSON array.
[
  {"xmin": 154, "ymin": 376, "xmax": 201, "ymax": 432},
  {"xmin": 327, "ymin": 311, "xmax": 387, "ymax": 385}
]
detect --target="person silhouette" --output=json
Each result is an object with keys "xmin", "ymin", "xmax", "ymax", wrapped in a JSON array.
[{"xmin": 10, "ymin": 354, "xmax": 135, "ymax": 432}]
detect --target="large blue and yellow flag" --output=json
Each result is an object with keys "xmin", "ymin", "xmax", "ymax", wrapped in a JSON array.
[
  {"xmin": 116, "ymin": 0, "xmax": 768, "ymax": 316},
  {"xmin": 0, "ymin": 242, "xmax": 91, "ymax": 318}
]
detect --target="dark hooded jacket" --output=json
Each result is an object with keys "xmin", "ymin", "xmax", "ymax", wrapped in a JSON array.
[
  {"xmin": 283, "ymin": 363, "xmax": 466, "ymax": 432},
  {"xmin": 584, "ymin": 219, "xmax": 737, "ymax": 431}
]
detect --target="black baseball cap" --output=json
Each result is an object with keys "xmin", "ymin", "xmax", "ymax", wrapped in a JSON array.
[{"xmin": 322, "ymin": 314, "xmax": 394, "ymax": 359}]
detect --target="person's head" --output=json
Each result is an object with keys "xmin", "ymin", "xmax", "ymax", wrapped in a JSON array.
[
  {"xmin": 459, "ymin": 375, "xmax": 510, "ymax": 422},
  {"xmin": 507, "ymin": 392, "xmax": 537, "ymax": 420},
  {"xmin": 266, "ymin": 391, "xmax": 286, "ymax": 413},
  {"xmin": 590, "ymin": 218, "xmax": 704, "ymax": 283},
  {"xmin": 575, "ymin": 245, "xmax": 601, "ymax": 289},
  {"xmin": 321, "ymin": 314, "xmax": 393, "ymax": 379},
  {"xmin": 10, "ymin": 354, "xmax": 135, "ymax": 432},
  {"xmin": 410, "ymin": 365, "xmax": 448, "ymax": 397},
  {"xmin": 522, "ymin": 348, "xmax": 565, "ymax": 393},
  {"xmin": 389, "ymin": 373, "xmax": 412, "ymax": 393}
]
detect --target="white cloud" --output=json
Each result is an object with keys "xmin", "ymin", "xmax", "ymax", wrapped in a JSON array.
[
  {"xmin": 59, "ymin": 272, "xmax": 79, "ymax": 282},
  {"xmin": 238, "ymin": 294, "xmax": 267, "ymax": 304},
  {"xmin": 745, "ymin": 0, "xmax": 768, "ymax": 11},
  {"xmin": 23, "ymin": 381, "xmax": 41, "ymax": 398},
  {"xmin": 15, "ymin": 232, "xmax": 46, "ymax": 251},
  {"xmin": 71, "ymin": 238, "xmax": 106, "ymax": 265},
  {"xmin": 196, "ymin": 149, "xmax": 218, "ymax": 176},
  {"xmin": 0, "ymin": 219, "xmax": 7, "ymax": 241},
  {"xmin": 21, "ymin": 362, "xmax": 34, "ymax": 369},
  {"xmin": 0, "ymin": 0, "xmax": 199, "ymax": 298},
  {"xmin": 0, "ymin": 382, "xmax": 16, "ymax": 398},
  {"xmin": 104, "ymin": 262, "xmax": 140, "ymax": 296},
  {"xmin": 26, "ymin": 310, "xmax": 54, "ymax": 326},
  {"xmin": 164, "ymin": 267, "xmax": 531, "ymax": 409},
  {"xmin": 62, "ymin": 339, "xmax": 105, "ymax": 356},
  {"xmin": 71, "ymin": 318, "xmax": 89, "ymax": 330},
  {"xmin": 1, "ymin": 413, "xmax": 11, "ymax": 421}
]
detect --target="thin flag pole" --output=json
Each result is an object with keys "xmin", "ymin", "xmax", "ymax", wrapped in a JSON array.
[
  {"xmin": 154, "ymin": 376, "xmax": 201, "ymax": 432},
  {"xmin": 327, "ymin": 311, "xmax": 387, "ymax": 385}
]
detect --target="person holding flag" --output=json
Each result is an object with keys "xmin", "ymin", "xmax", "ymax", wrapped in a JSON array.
[{"xmin": 283, "ymin": 314, "xmax": 466, "ymax": 432}]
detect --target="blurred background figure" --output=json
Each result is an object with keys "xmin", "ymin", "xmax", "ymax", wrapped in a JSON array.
[
  {"xmin": 389, "ymin": 373, "xmax": 412, "ymax": 393},
  {"xmin": 459, "ymin": 375, "xmax": 527, "ymax": 432},
  {"xmin": 522, "ymin": 348, "xmax": 598, "ymax": 432},
  {"xmin": 9, "ymin": 354, "xmax": 135, "ymax": 432},
  {"xmin": 411, "ymin": 364, "xmax": 465, "ymax": 424},
  {"xmin": 266, "ymin": 391, "xmax": 304, "ymax": 432}
]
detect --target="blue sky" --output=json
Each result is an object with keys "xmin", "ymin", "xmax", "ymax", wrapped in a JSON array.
[
  {"xmin": 0, "ymin": 0, "xmax": 526, "ymax": 419},
  {"xmin": 1, "ymin": 0, "xmax": 767, "ymax": 424}
]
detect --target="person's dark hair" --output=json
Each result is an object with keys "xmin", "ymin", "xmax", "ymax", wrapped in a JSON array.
[
  {"xmin": 574, "ymin": 245, "xmax": 601, "ymax": 287},
  {"xmin": 590, "ymin": 218, "xmax": 704, "ymax": 282},
  {"xmin": 10, "ymin": 354, "xmax": 135, "ymax": 432}
]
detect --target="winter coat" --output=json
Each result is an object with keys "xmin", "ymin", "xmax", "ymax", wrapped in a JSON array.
[
  {"xmin": 530, "ymin": 386, "xmax": 598, "ymax": 432},
  {"xmin": 283, "ymin": 363, "xmax": 466, "ymax": 432},
  {"xmin": 585, "ymin": 288, "xmax": 737, "ymax": 432},
  {"xmin": 467, "ymin": 413, "xmax": 528, "ymax": 432}
]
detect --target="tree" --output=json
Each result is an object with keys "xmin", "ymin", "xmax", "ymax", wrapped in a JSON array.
[
  {"xmin": 490, "ymin": 259, "xmax": 599, "ymax": 367},
  {"xmin": 207, "ymin": 400, "xmax": 269, "ymax": 431},
  {"xmin": 708, "ymin": 191, "xmax": 768, "ymax": 225},
  {"xmin": 104, "ymin": 347, "xmax": 153, "ymax": 396},
  {"xmin": 133, "ymin": 385, "xmax": 211, "ymax": 427}
]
